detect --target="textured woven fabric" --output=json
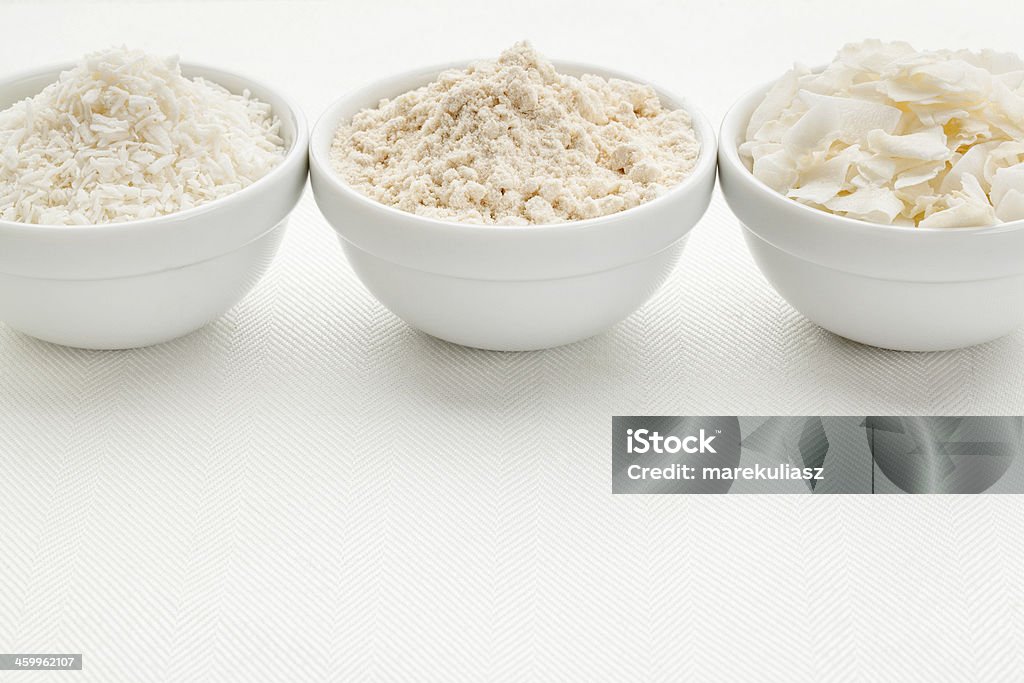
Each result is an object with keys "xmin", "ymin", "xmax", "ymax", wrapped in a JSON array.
[{"xmin": 2, "ymin": 2, "xmax": 1024, "ymax": 681}]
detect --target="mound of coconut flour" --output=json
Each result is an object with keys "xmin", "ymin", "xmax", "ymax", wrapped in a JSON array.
[
  {"xmin": 332, "ymin": 42, "xmax": 699, "ymax": 225},
  {"xmin": 0, "ymin": 47, "xmax": 285, "ymax": 225},
  {"xmin": 741, "ymin": 40, "xmax": 1024, "ymax": 228}
]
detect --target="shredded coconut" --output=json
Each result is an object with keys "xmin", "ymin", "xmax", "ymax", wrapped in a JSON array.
[
  {"xmin": 0, "ymin": 47, "xmax": 285, "ymax": 225},
  {"xmin": 741, "ymin": 40, "xmax": 1024, "ymax": 228},
  {"xmin": 331, "ymin": 42, "xmax": 699, "ymax": 225}
]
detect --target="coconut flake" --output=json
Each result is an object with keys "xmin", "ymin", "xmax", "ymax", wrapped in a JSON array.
[{"xmin": 742, "ymin": 40, "xmax": 1024, "ymax": 228}]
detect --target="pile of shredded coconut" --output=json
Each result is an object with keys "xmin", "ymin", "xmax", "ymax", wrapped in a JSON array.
[
  {"xmin": 741, "ymin": 40, "xmax": 1024, "ymax": 228},
  {"xmin": 331, "ymin": 42, "xmax": 699, "ymax": 225},
  {"xmin": 0, "ymin": 47, "xmax": 285, "ymax": 225}
]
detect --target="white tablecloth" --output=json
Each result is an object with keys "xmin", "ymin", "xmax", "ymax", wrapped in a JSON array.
[{"xmin": 2, "ymin": 1, "xmax": 1023, "ymax": 680}]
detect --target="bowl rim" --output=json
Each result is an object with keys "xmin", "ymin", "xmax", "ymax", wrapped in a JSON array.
[
  {"xmin": 308, "ymin": 57, "xmax": 718, "ymax": 235},
  {"xmin": 719, "ymin": 71, "xmax": 1024, "ymax": 237},
  {"xmin": 0, "ymin": 59, "xmax": 309, "ymax": 235}
]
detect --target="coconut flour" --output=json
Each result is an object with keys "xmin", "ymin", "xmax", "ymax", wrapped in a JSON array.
[{"xmin": 331, "ymin": 42, "xmax": 699, "ymax": 225}]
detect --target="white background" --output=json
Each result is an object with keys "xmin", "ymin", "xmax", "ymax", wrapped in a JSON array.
[{"xmin": 2, "ymin": 1, "xmax": 1024, "ymax": 680}]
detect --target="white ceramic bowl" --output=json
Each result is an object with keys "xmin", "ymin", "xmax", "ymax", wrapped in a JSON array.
[
  {"xmin": 310, "ymin": 61, "xmax": 717, "ymax": 351},
  {"xmin": 0, "ymin": 62, "xmax": 308, "ymax": 349},
  {"xmin": 719, "ymin": 80, "xmax": 1024, "ymax": 352}
]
